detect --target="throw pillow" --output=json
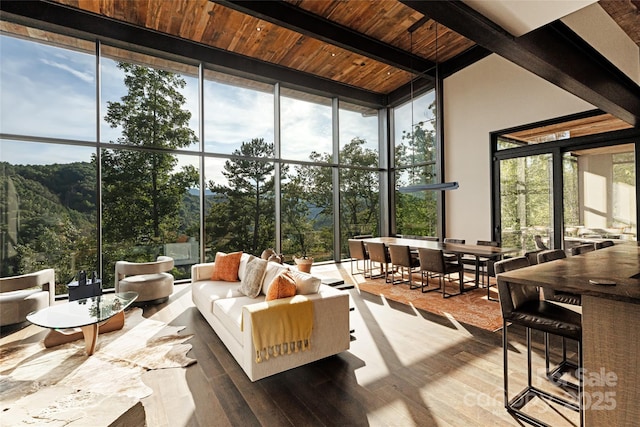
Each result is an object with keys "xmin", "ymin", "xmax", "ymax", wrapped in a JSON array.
[
  {"xmin": 210, "ymin": 251, "xmax": 243, "ymax": 282},
  {"xmin": 239, "ymin": 257, "xmax": 268, "ymax": 298},
  {"xmin": 238, "ymin": 253, "xmax": 256, "ymax": 281},
  {"xmin": 261, "ymin": 262, "xmax": 290, "ymax": 295},
  {"xmin": 265, "ymin": 271, "xmax": 297, "ymax": 301},
  {"xmin": 289, "ymin": 270, "xmax": 321, "ymax": 295}
]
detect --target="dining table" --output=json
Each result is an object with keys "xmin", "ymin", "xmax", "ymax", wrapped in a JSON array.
[
  {"xmin": 497, "ymin": 242, "xmax": 640, "ymax": 426},
  {"xmin": 361, "ymin": 236, "xmax": 519, "ymax": 291}
]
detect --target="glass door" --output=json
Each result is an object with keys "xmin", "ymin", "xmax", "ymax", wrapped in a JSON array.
[
  {"xmin": 563, "ymin": 144, "xmax": 636, "ymax": 251},
  {"xmin": 498, "ymin": 154, "xmax": 554, "ymax": 253}
]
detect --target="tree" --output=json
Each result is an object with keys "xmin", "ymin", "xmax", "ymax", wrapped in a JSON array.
[
  {"xmin": 102, "ymin": 63, "xmax": 198, "ymax": 248},
  {"xmin": 206, "ymin": 138, "xmax": 275, "ymax": 255},
  {"xmin": 339, "ymin": 138, "xmax": 379, "ymax": 238},
  {"xmin": 395, "ymin": 99, "xmax": 438, "ymax": 236},
  {"xmin": 280, "ymin": 137, "xmax": 379, "ymax": 260}
]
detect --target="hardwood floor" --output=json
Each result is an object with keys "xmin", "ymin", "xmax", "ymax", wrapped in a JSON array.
[{"xmin": 1, "ymin": 263, "xmax": 581, "ymax": 426}]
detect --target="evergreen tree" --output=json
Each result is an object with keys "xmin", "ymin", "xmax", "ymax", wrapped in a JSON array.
[
  {"xmin": 102, "ymin": 63, "xmax": 198, "ymax": 248},
  {"xmin": 206, "ymin": 138, "xmax": 275, "ymax": 255}
]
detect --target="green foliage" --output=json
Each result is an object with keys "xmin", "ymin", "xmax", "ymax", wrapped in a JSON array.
[
  {"xmin": 0, "ymin": 162, "xmax": 97, "ymax": 284},
  {"xmin": 206, "ymin": 138, "xmax": 276, "ymax": 255},
  {"xmin": 102, "ymin": 63, "xmax": 199, "ymax": 247}
]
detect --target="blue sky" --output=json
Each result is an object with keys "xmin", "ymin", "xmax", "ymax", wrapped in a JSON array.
[{"xmin": 1, "ymin": 32, "xmax": 382, "ymax": 183}]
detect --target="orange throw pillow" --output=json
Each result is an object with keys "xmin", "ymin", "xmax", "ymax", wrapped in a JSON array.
[
  {"xmin": 211, "ymin": 251, "xmax": 243, "ymax": 282},
  {"xmin": 265, "ymin": 271, "xmax": 297, "ymax": 301}
]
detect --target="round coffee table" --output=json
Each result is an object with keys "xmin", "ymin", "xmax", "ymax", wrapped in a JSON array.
[{"xmin": 27, "ymin": 291, "xmax": 138, "ymax": 355}]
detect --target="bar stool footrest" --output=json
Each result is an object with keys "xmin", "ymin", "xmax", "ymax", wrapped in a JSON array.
[
  {"xmin": 507, "ymin": 385, "xmax": 579, "ymax": 427},
  {"xmin": 547, "ymin": 360, "xmax": 579, "ymax": 394}
]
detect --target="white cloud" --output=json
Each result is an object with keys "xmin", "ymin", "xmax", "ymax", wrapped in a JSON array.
[{"xmin": 40, "ymin": 58, "xmax": 94, "ymax": 83}]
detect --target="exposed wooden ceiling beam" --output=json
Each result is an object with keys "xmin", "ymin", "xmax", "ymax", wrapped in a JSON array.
[
  {"xmin": 0, "ymin": 0, "xmax": 386, "ymax": 107},
  {"xmin": 215, "ymin": 0, "xmax": 436, "ymax": 77},
  {"xmin": 401, "ymin": 0, "xmax": 640, "ymax": 127}
]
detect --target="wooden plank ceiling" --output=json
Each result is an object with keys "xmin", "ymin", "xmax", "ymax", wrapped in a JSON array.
[
  {"xmin": 503, "ymin": 113, "xmax": 634, "ymax": 144},
  {"xmin": 51, "ymin": 0, "xmax": 474, "ymax": 96}
]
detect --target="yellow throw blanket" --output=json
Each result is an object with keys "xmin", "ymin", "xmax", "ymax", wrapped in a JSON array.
[{"xmin": 242, "ymin": 295, "xmax": 314, "ymax": 363}]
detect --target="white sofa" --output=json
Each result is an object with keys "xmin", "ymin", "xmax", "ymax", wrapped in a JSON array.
[{"xmin": 191, "ymin": 254, "xmax": 350, "ymax": 382}]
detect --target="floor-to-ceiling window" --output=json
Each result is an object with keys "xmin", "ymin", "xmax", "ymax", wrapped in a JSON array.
[
  {"xmin": 498, "ymin": 153, "xmax": 553, "ymax": 252},
  {"xmin": 393, "ymin": 90, "xmax": 438, "ymax": 237},
  {"xmin": 280, "ymin": 89, "xmax": 334, "ymax": 262},
  {"xmin": 202, "ymin": 72, "xmax": 275, "ymax": 260},
  {"xmin": 1, "ymin": 22, "xmax": 409, "ymax": 294},
  {"xmin": 0, "ymin": 33, "xmax": 98, "ymax": 295},
  {"xmin": 100, "ymin": 47, "xmax": 201, "ymax": 286},
  {"xmin": 338, "ymin": 101, "xmax": 380, "ymax": 259}
]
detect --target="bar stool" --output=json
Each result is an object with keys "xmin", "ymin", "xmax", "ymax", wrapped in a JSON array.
[
  {"xmin": 495, "ymin": 257, "xmax": 583, "ymax": 427},
  {"xmin": 537, "ymin": 249, "xmax": 582, "ymax": 386}
]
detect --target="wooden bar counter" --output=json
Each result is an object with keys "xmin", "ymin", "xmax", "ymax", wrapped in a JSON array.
[{"xmin": 498, "ymin": 243, "xmax": 640, "ymax": 426}]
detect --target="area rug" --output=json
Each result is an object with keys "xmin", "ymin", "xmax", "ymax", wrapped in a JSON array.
[
  {"xmin": 0, "ymin": 308, "xmax": 196, "ymax": 426},
  {"xmin": 356, "ymin": 274, "xmax": 504, "ymax": 332}
]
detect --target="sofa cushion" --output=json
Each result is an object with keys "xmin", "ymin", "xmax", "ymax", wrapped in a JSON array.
[
  {"xmin": 191, "ymin": 281, "xmax": 245, "ymax": 313},
  {"xmin": 239, "ymin": 257, "xmax": 267, "ymax": 298},
  {"xmin": 211, "ymin": 251, "xmax": 243, "ymax": 282},
  {"xmin": 213, "ymin": 295, "xmax": 263, "ymax": 345},
  {"xmin": 289, "ymin": 270, "xmax": 322, "ymax": 295},
  {"xmin": 238, "ymin": 253, "xmax": 256, "ymax": 281},
  {"xmin": 265, "ymin": 271, "xmax": 297, "ymax": 301},
  {"xmin": 261, "ymin": 262, "xmax": 290, "ymax": 296}
]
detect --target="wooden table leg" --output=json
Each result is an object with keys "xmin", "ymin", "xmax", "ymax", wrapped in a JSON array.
[
  {"xmin": 41, "ymin": 310, "xmax": 127, "ymax": 354},
  {"xmin": 80, "ymin": 323, "xmax": 99, "ymax": 355},
  {"xmin": 98, "ymin": 310, "xmax": 125, "ymax": 333},
  {"xmin": 43, "ymin": 328, "xmax": 84, "ymax": 348}
]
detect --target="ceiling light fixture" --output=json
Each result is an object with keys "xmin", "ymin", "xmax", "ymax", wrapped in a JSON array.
[{"xmin": 399, "ymin": 181, "xmax": 459, "ymax": 192}]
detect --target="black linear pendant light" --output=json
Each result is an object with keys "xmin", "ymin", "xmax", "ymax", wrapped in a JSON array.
[{"xmin": 400, "ymin": 17, "xmax": 458, "ymax": 193}]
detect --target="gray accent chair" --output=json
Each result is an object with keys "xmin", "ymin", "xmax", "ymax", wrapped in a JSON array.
[
  {"xmin": 0, "ymin": 268, "xmax": 55, "ymax": 327},
  {"xmin": 115, "ymin": 256, "xmax": 174, "ymax": 304}
]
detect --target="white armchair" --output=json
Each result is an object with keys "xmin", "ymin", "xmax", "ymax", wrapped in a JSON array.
[
  {"xmin": 0, "ymin": 268, "xmax": 56, "ymax": 327},
  {"xmin": 115, "ymin": 256, "xmax": 174, "ymax": 304}
]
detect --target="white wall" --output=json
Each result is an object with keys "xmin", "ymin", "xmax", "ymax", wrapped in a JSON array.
[{"xmin": 443, "ymin": 54, "xmax": 593, "ymax": 244}]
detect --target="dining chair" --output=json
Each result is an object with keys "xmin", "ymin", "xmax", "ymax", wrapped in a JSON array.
[
  {"xmin": 442, "ymin": 238, "xmax": 465, "ymax": 262},
  {"xmin": 367, "ymin": 241, "xmax": 392, "ymax": 283},
  {"xmin": 348, "ymin": 239, "xmax": 370, "ymax": 277},
  {"xmin": 388, "ymin": 244, "xmax": 420, "ymax": 288},
  {"xmin": 495, "ymin": 257, "xmax": 582, "ymax": 427},
  {"xmin": 353, "ymin": 234, "xmax": 373, "ymax": 239},
  {"xmin": 523, "ymin": 249, "xmax": 542, "ymax": 265},
  {"xmin": 417, "ymin": 248, "xmax": 464, "ymax": 298},
  {"xmin": 443, "ymin": 238, "xmax": 465, "ymax": 244},
  {"xmin": 534, "ymin": 235, "xmax": 548, "ymax": 250},
  {"xmin": 569, "ymin": 243, "xmax": 595, "ymax": 256},
  {"xmin": 471, "ymin": 240, "xmax": 500, "ymax": 300}
]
